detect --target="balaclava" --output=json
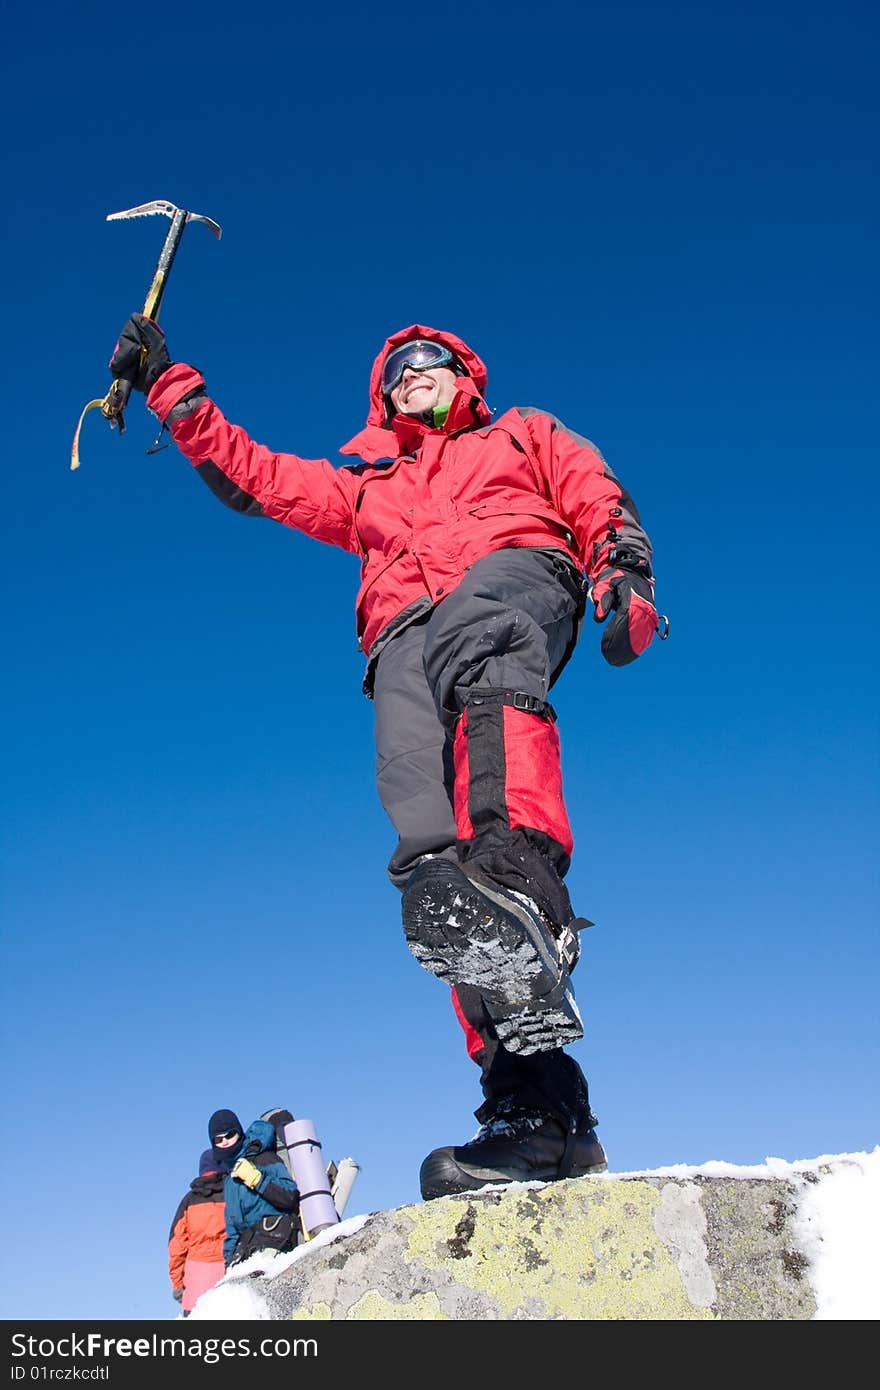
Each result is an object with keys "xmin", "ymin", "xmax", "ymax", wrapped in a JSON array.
[{"xmin": 207, "ymin": 1108, "xmax": 244, "ymax": 1172}]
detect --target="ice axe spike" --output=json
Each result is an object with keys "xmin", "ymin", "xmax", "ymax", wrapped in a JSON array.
[{"xmin": 70, "ymin": 200, "xmax": 222, "ymax": 471}]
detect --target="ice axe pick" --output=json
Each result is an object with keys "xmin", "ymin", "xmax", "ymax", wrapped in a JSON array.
[{"xmin": 70, "ymin": 199, "xmax": 222, "ymax": 470}]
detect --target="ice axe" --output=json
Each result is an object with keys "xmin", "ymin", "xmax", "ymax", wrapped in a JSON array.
[{"xmin": 70, "ymin": 199, "xmax": 222, "ymax": 470}]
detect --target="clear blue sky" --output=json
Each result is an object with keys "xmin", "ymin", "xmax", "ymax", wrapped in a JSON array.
[{"xmin": 2, "ymin": 0, "xmax": 877, "ymax": 1320}]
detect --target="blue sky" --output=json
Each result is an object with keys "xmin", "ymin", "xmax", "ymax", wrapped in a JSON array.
[{"xmin": 2, "ymin": 0, "xmax": 877, "ymax": 1320}]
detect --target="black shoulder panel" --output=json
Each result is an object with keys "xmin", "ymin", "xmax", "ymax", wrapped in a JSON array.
[{"xmin": 340, "ymin": 458, "xmax": 397, "ymax": 477}]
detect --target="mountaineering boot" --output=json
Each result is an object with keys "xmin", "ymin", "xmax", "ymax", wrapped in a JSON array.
[
  {"xmin": 419, "ymin": 1100, "xmax": 607, "ymax": 1200},
  {"xmin": 402, "ymin": 857, "xmax": 584, "ymax": 1054}
]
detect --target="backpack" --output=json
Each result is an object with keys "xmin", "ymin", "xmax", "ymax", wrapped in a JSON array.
[{"xmin": 259, "ymin": 1108, "xmax": 295, "ymax": 1179}]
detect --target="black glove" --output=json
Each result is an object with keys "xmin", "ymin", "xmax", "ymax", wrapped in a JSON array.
[
  {"xmin": 109, "ymin": 313, "xmax": 172, "ymax": 394},
  {"xmin": 592, "ymin": 561, "xmax": 658, "ymax": 667}
]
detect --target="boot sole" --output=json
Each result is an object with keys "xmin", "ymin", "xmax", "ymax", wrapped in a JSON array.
[
  {"xmin": 419, "ymin": 1145, "xmax": 608, "ymax": 1200},
  {"xmin": 402, "ymin": 859, "xmax": 583, "ymax": 1055}
]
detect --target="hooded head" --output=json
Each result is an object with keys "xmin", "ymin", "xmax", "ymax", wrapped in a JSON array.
[
  {"xmin": 207, "ymin": 1108, "xmax": 244, "ymax": 1172},
  {"xmin": 239, "ymin": 1119, "xmax": 281, "ymax": 1159},
  {"xmin": 340, "ymin": 324, "xmax": 491, "ymax": 464},
  {"xmin": 198, "ymin": 1148, "xmax": 218, "ymax": 1176},
  {"xmin": 208, "ymin": 1109, "xmax": 242, "ymax": 1145}
]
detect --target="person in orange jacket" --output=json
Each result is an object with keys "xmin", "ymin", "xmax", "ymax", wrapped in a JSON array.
[{"xmin": 167, "ymin": 1149, "xmax": 227, "ymax": 1315}]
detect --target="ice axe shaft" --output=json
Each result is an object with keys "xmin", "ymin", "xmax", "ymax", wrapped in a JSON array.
[{"xmin": 70, "ymin": 200, "xmax": 221, "ymax": 470}]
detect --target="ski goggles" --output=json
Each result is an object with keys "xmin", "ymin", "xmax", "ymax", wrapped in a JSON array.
[{"xmin": 380, "ymin": 340, "xmax": 458, "ymax": 395}]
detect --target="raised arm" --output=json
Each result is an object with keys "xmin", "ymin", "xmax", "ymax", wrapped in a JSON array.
[{"xmin": 112, "ymin": 314, "xmax": 361, "ymax": 555}]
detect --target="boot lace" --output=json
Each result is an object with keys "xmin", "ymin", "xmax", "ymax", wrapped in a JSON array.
[{"xmin": 468, "ymin": 1107, "xmax": 549, "ymax": 1144}]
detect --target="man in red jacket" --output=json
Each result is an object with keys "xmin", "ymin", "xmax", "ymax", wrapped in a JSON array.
[{"xmin": 111, "ymin": 317, "xmax": 661, "ymax": 1198}]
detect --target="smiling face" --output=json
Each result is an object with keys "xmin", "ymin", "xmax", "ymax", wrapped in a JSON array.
[{"xmin": 388, "ymin": 364, "xmax": 460, "ymax": 417}]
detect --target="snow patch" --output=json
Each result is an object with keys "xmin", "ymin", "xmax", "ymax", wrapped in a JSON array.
[
  {"xmin": 187, "ymin": 1213, "xmax": 371, "ymax": 1320},
  {"xmin": 790, "ymin": 1149, "xmax": 880, "ymax": 1319}
]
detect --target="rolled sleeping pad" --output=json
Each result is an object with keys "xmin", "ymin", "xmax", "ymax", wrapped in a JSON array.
[{"xmin": 282, "ymin": 1118, "xmax": 339, "ymax": 1237}]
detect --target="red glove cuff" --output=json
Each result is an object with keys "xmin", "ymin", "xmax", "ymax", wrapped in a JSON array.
[{"xmin": 147, "ymin": 363, "xmax": 206, "ymax": 423}]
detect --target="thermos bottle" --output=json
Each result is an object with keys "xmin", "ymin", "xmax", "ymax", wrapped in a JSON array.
[{"xmin": 330, "ymin": 1156, "xmax": 360, "ymax": 1218}]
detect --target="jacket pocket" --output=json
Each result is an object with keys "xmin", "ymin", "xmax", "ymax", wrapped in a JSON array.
[{"xmin": 467, "ymin": 498, "xmax": 577, "ymax": 549}]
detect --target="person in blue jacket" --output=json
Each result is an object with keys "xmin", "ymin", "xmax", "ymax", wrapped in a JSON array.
[{"xmin": 224, "ymin": 1119, "xmax": 301, "ymax": 1265}]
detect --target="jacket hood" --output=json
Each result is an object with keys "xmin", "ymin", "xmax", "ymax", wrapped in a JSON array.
[
  {"xmin": 190, "ymin": 1171, "xmax": 225, "ymax": 1198},
  {"xmin": 340, "ymin": 324, "xmax": 491, "ymax": 464},
  {"xmin": 240, "ymin": 1119, "xmax": 279, "ymax": 1158},
  {"xmin": 208, "ymin": 1108, "xmax": 243, "ymax": 1144}
]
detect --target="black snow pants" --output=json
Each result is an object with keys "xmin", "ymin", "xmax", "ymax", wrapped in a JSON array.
[{"xmin": 372, "ymin": 547, "xmax": 594, "ymax": 1127}]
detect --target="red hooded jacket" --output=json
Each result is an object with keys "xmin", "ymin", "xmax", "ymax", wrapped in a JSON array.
[
  {"xmin": 148, "ymin": 325, "xmax": 652, "ymax": 666},
  {"xmin": 167, "ymin": 1170, "xmax": 226, "ymax": 1313}
]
